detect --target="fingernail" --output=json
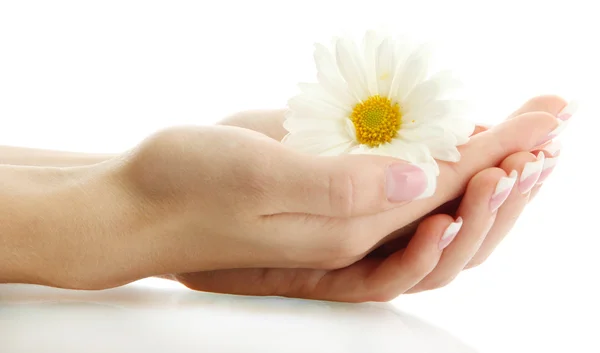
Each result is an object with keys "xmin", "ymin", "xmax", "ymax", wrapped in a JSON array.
[
  {"xmin": 536, "ymin": 156, "xmax": 559, "ymax": 185},
  {"xmin": 542, "ymin": 140, "xmax": 562, "ymax": 157},
  {"xmin": 536, "ymin": 121, "xmax": 568, "ymax": 146},
  {"xmin": 518, "ymin": 152, "xmax": 545, "ymax": 194},
  {"xmin": 557, "ymin": 100, "xmax": 579, "ymax": 121},
  {"xmin": 386, "ymin": 163, "xmax": 428, "ymax": 202},
  {"xmin": 535, "ymin": 100, "xmax": 577, "ymax": 145},
  {"xmin": 439, "ymin": 217, "xmax": 463, "ymax": 250},
  {"xmin": 490, "ymin": 170, "xmax": 517, "ymax": 212}
]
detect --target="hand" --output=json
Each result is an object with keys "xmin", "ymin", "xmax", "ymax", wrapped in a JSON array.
[
  {"xmin": 164, "ymin": 97, "xmax": 564, "ymax": 302},
  {"xmin": 368, "ymin": 95, "xmax": 568, "ymax": 293}
]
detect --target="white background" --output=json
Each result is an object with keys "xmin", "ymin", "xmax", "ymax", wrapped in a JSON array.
[{"xmin": 1, "ymin": 1, "xmax": 598, "ymax": 352}]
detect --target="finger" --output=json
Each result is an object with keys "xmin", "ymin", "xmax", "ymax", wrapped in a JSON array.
[
  {"xmin": 471, "ymin": 95, "xmax": 568, "ymax": 143},
  {"xmin": 435, "ymin": 111, "xmax": 558, "ymax": 200},
  {"xmin": 265, "ymin": 104, "xmax": 558, "ymax": 219},
  {"xmin": 304, "ymin": 214, "xmax": 456, "ymax": 302},
  {"xmin": 361, "ymin": 214, "xmax": 460, "ymax": 302},
  {"xmin": 321, "ymin": 111, "xmax": 560, "ymax": 246},
  {"xmin": 266, "ymin": 153, "xmax": 432, "ymax": 218},
  {"xmin": 177, "ymin": 214, "xmax": 458, "ymax": 303},
  {"xmin": 506, "ymin": 95, "xmax": 568, "ymax": 120},
  {"xmin": 528, "ymin": 141, "xmax": 561, "ymax": 201},
  {"xmin": 407, "ymin": 168, "xmax": 516, "ymax": 293},
  {"xmin": 466, "ymin": 152, "xmax": 544, "ymax": 268}
]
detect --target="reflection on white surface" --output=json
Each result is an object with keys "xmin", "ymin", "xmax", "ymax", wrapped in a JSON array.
[{"xmin": 0, "ymin": 279, "xmax": 477, "ymax": 353}]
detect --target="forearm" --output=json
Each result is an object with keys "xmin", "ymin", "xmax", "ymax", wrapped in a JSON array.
[
  {"xmin": 0, "ymin": 145, "xmax": 115, "ymax": 167},
  {"xmin": 0, "ymin": 161, "xmax": 155, "ymax": 288}
]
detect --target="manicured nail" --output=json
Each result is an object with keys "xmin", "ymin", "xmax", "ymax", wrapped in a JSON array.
[
  {"xmin": 439, "ymin": 217, "xmax": 463, "ymax": 250},
  {"xmin": 537, "ymin": 121, "xmax": 568, "ymax": 146},
  {"xmin": 541, "ymin": 140, "xmax": 562, "ymax": 157},
  {"xmin": 519, "ymin": 152, "xmax": 545, "ymax": 194},
  {"xmin": 490, "ymin": 170, "xmax": 517, "ymax": 212},
  {"xmin": 557, "ymin": 100, "xmax": 579, "ymax": 121},
  {"xmin": 547, "ymin": 120, "xmax": 568, "ymax": 140},
  {"xmin": 386, "ymin": 163, "xmax": 428, "ymax": 202},
  {"xmin": 536, "ymin": 156, "xmax": 559, "ymax": 185},
  {"xmin": 536, "ymin": 100, "xmax": 577, "ymax": 145}
]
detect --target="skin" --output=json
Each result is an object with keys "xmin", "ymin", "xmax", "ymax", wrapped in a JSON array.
[{"xmin": 0, "ymin": 95, "xmax": 566, "ymax": 302}]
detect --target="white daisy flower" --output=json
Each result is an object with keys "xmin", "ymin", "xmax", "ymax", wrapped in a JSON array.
[{"xmin": 282, "ymin": 30, "xmax": 475, "ymax": 196}]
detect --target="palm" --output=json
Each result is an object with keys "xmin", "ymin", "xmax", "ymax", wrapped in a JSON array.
[
  {"xmin": 168, "ymin": 96, "xmax": 568, "ymax": 301},
  {"xmin": 176, "ymin": 253, "xmax": 403, "ymax": 303},
  {"xmin": 168, "ymin": 110, "xmax": 464, "ymax": 302}
]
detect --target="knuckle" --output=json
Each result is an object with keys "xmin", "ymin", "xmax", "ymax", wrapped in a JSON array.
[{"xmin": 328, "ymin": 172, "xmax": 357, "ymax": 218}]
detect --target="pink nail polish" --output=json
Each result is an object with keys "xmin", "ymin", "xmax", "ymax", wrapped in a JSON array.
[
  {"xmin": 386, "ymin": 163, "xmax": 429, "ymax": 202},
  {"xmin": 490, "ymin": 170, "xmax": 517, "ymax": 212},
  {"xmin": 541, "ymin": 140, "xmax": 562, "ymax": 157},
  {"xmin": 557, "ymin": 100, "xmax": 579, "ymax": 121},
  {"xmin": 536, "ymin": 156, "xmax": 558, "ymax": 185},
  {"xmin": 536, "ymin": 121, "xmax": 568, "ymax": 146},
  {"xmin": 518, "ymin": 152, "xmax": 544, "ymax": 194},
  {"xmin": 536, "ymin": 100, "xmax": 577, "ymax": 145},
  {"xmin": 439, "ymin": 217, "xmax": 463, "ymax": 250}
]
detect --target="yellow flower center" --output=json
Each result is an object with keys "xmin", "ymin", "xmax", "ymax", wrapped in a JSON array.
[{"xmin": 350, "ymin": 95, "xmax": 402, "ymax": 147}]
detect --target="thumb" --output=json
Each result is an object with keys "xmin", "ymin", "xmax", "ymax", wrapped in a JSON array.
[{"xmin": 269, "ymin": 153, "xmax": 435, "ymax": 218}]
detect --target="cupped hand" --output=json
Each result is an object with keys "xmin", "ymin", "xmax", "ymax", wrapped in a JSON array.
[{"xmin": 164, "ymin": 96, "xmax": 566, "ymax": 302}]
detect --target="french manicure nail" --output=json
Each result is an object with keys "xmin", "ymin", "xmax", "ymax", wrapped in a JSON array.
[
  {"xmin": 439, "ymin": 217, "xmax": 463, "ymax": 250},
  {"xmin": 541, "ymin": 140, "xmax": 562, "ymax": 157},
  {"xmin": 490, "ymin": 170, "xmax": 517, "ymax": 212},
  {"xmin": 519, "ymin": 152, "xmax": 545, "ymax": 194},
  {"xmin": 536, "ymin": 156, "xmax": 559, "ymax": 185},
  {"xmin": 547, "ymin": 120, "xmax": 569, "ymax": 140},
  {"xmin": 386, "ymin": 163, "xmax": 428, "ymax": 202},
  {"xmin": 557, "ymin": 100, "xmax": 579, "ymax": 121},
  {"xmin": 536, "ymin": 120, "xmax": 568, "ymax": 146}
]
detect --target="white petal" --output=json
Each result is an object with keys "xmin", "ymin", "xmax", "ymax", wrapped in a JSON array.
[
  {"xmin": 283, "ymin": 117, "xmax": 346, "ymax": 133},
  {"xmin": 297, "ymin": 82, "xmax": 350, "ymax": 113},
  {"xmin": 388, "ymin": 139, "xmax": 433, "ymax": 163},
  {"xmin": 287, "ymin": 93, "xmax": 348, "ymax": 121},
  {"xmin": 335, "ymin": 37, "xmax": 370, "ymax": 101},
  {"xmin": 344, "ymin": 118, "xmax": 357, "ymax": 142},
  {"xmin": 403, "ymin": 71, "xmax": 463, "ymax": 114},
  {"xmin": 313, "ymin": 44, "xmax": 356, "ymax": 107},
  {"xmin": 403, "ymin": 100, "xmax": 469, "ymax": 125},
  {"xmin": 375, "ymin": 38, "xmax": 395, "ymax": 97},
  {"xmin": 429, "ymin": 145, "xmax": 461, "ymax": 162},
  {"xmin": 389, "ymin": 44, "xmax": 431, "ymax": 101},
  {"xmin": 282, "ymin": 130, "xmax": 353, "ymax": 155},
  {"xmin": 319, "ymin": 141, "xmax": 357, "ymax": 156},
  {"xmin": 397, "ymin": 125, "xmax": 447, "ymax": 142},
  {"xmin": 443, "ymin": 118, "xmax": 475, "ymax": 145},
  {"xmin": 363, "ymin": 30, "xmax": 384, "ymax": 96}
]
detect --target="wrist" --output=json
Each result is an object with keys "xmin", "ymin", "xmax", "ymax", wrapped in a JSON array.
[{"xmin": 0, "ymin": 160, "xmax": 159, "ymax": 289}]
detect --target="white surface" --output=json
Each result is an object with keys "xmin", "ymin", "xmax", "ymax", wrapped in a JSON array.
[
  {"xmin": 1, "ymin": 1, "xmax": 599, "ymax": 352},
  {"xmin": 0, "ymin": 280, "xmax": 477, "ymax": 353}
]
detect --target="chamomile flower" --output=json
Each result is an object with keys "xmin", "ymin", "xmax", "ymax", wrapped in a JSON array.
[{"xmin": 282, "ymin": 30, "xmax": 475, "ymax": 185}]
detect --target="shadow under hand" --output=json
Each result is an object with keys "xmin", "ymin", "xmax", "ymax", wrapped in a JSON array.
[{"xmin": 0, "ymin": 280, "xmax": 477, "ymax": 353}]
